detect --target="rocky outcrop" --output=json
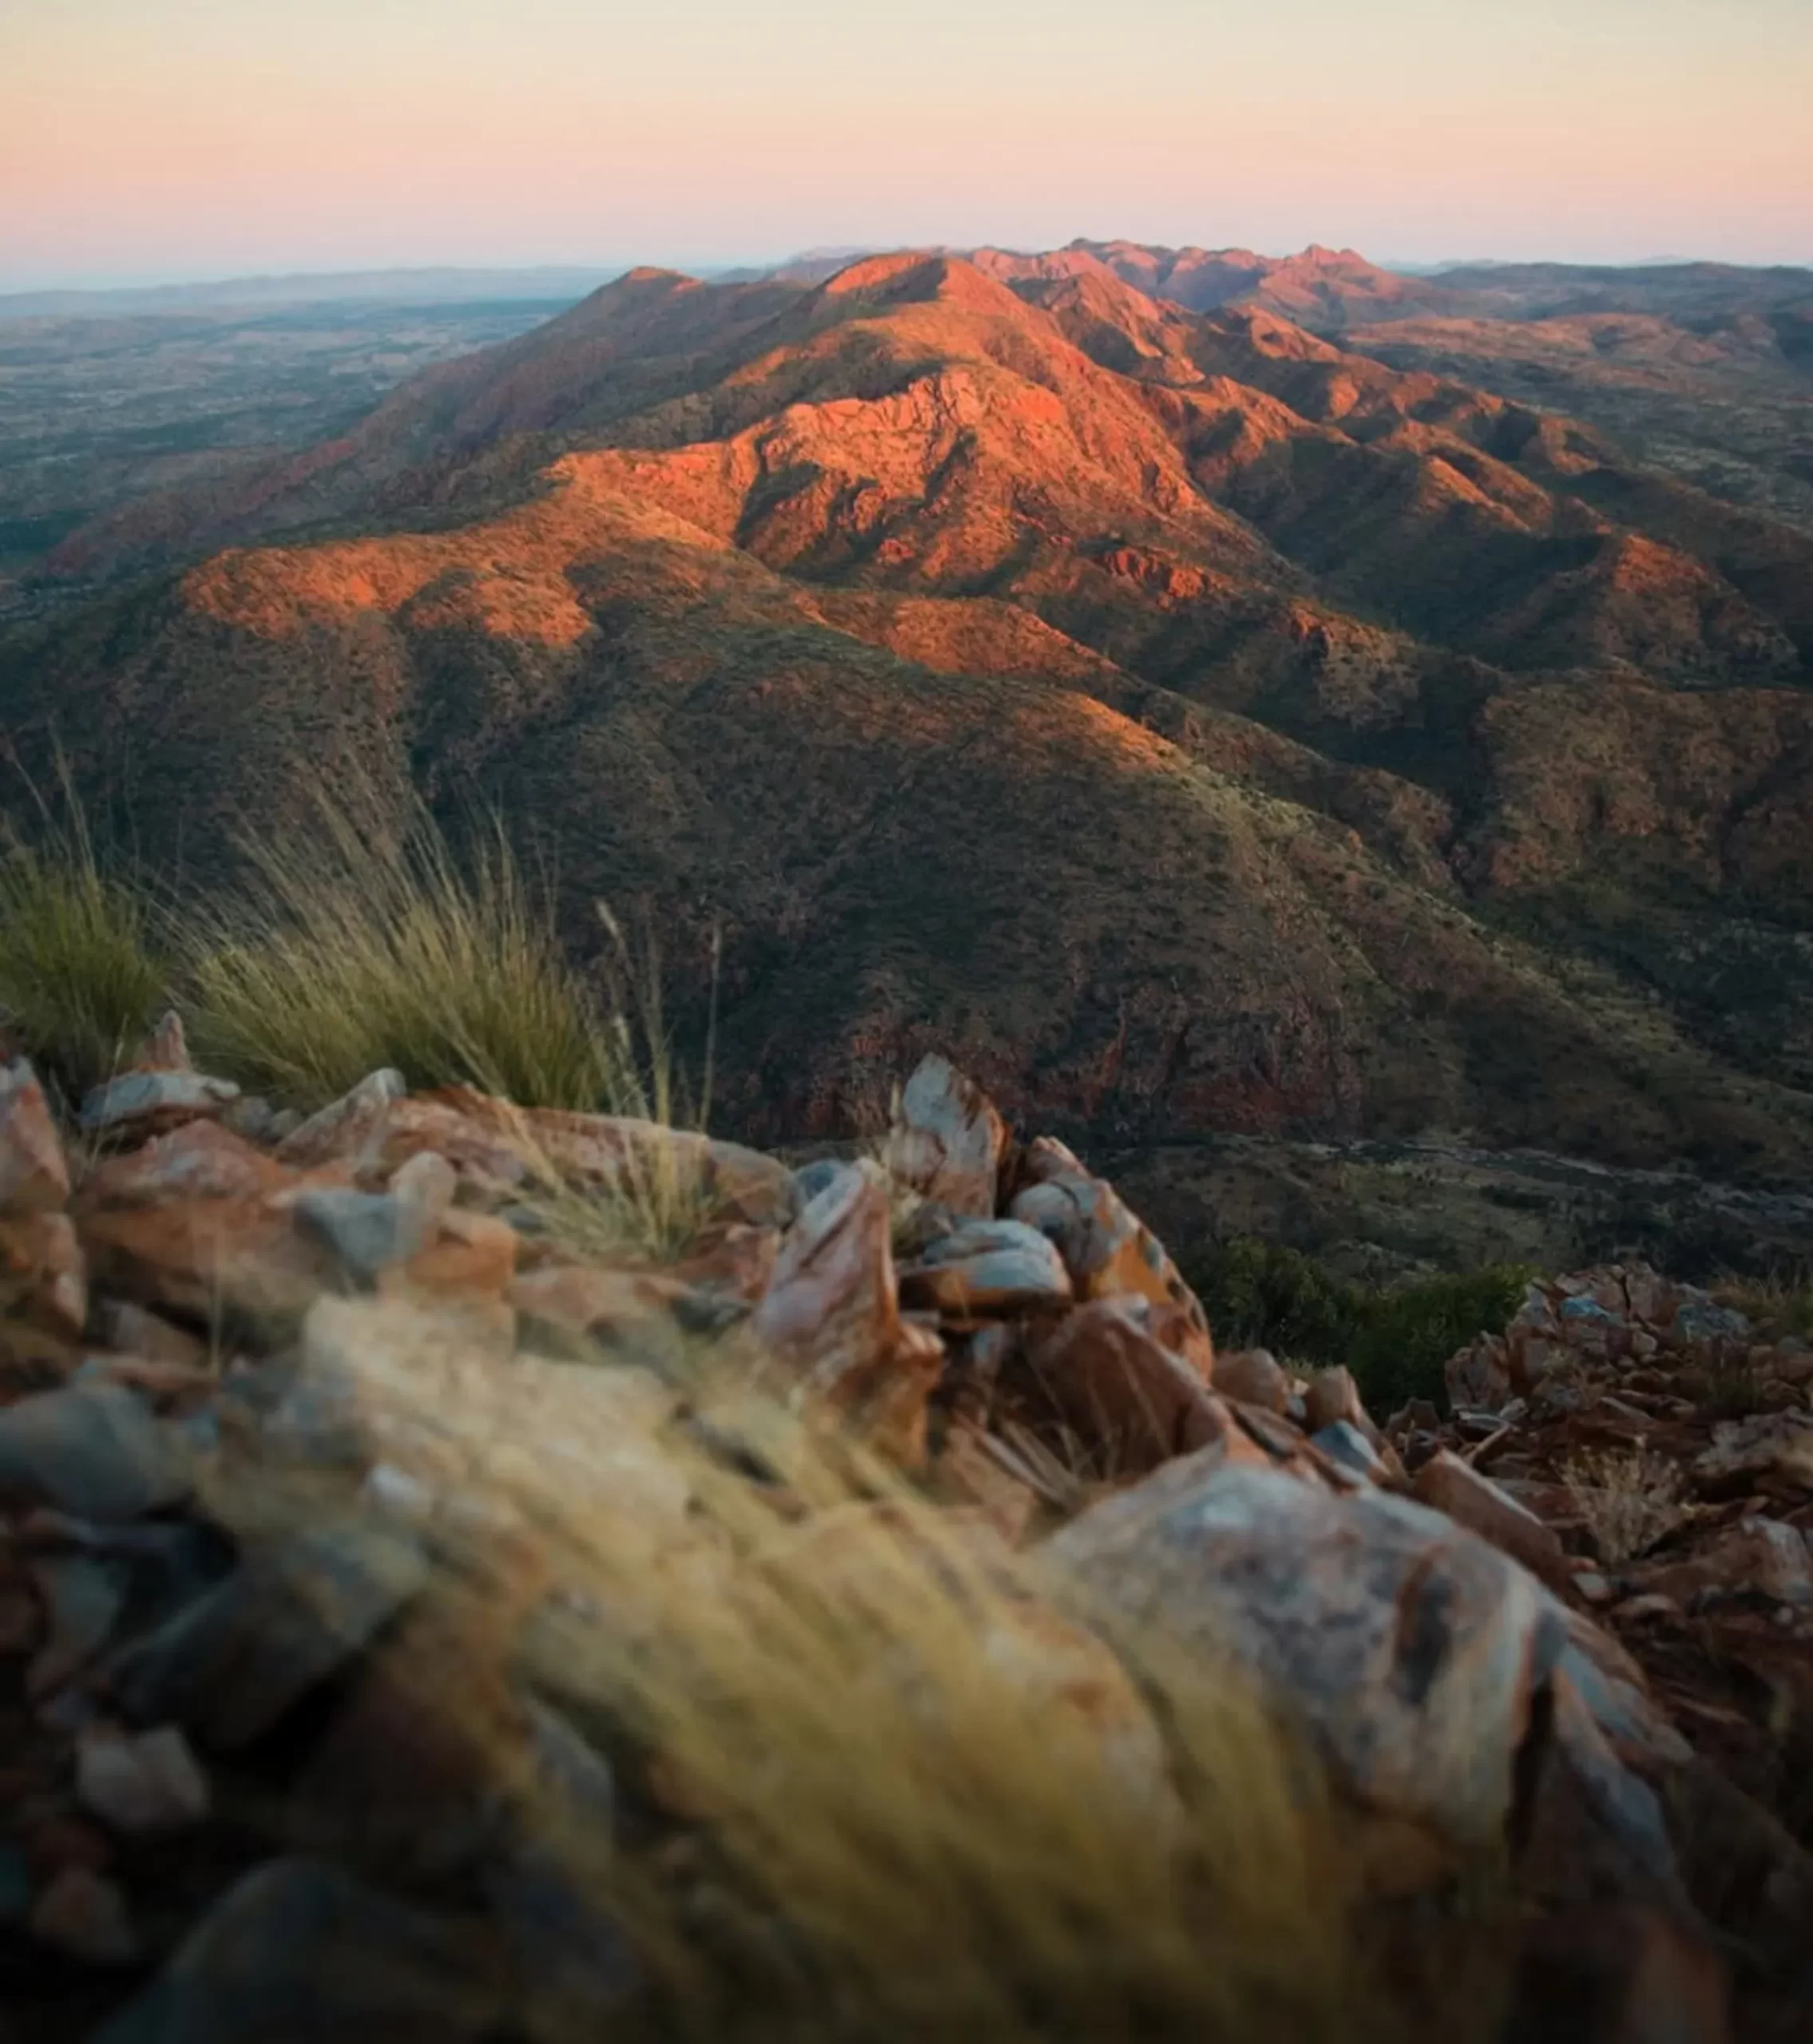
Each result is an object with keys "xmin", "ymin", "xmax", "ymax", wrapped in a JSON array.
[
  {"xmin": 1399, "ymin": 1261, "xmax": 1813, "ymax": 2020},
  {"xmin": 0, "ymin": 1044, "xmax": 1806, "ymax": 2040}
]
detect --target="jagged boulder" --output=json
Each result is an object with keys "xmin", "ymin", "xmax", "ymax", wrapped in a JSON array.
[
  {"xmin": 1007, "ymin": 1137, "xmax": 1212, "ymax": 1341},
  {"xmin": 750, "ymin": 1159, "xmax": 944, "ymax": 1462},
  {"xmin": 0, "ymin": 1059, "xmax": 71, "ymax": 1214},
  {"xmin": 1043, "ymin": 1461, "xmax": 1561, "ymax": 1854},
  {"xmin": 882, "ymin": 1053, "xmax": 1007, "ymax": 1217}
]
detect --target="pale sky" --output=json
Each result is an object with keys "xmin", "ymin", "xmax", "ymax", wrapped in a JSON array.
[{"xmin": 3, "ymin": 0, "xmax": 1809, "ymax": 289}]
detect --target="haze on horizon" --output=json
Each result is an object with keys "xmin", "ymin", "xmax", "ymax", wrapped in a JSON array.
[{"xmin": 4, "ymin": 0, "xmax": 1811, "ymax": 291}]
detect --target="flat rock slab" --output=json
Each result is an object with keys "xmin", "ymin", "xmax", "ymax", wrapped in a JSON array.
[
  {"xmin": 81, "ymin": 1070, "xmax": 240, "ymax": 1137},
  {"xmin": 898, "ymin": 1217, "xmax": 1072, "ymax": 1317},
  {"xmin": 1043, "ymin": 1461, "xmax": 1562, "ymax": 1850},
  {"xmin": 0, "ymin": 1383, "xmax": 188, "ymax": 1522}
]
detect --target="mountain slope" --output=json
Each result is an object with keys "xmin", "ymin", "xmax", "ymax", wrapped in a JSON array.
[
  {"xmin": 5, "ymin": 250, "xmax": 1812, "ymax": 1178},
  {"xmin": 1344, "ymin": 302, "xmax": 1813, "ymax": 541}
]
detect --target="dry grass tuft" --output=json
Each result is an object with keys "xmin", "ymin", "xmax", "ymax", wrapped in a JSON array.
[
  {"xmin": 0, "ymin": 770, "xmax": 168, "ymax": 1097},
  {"xmin": 187, "ymin": 776, "xmax": 629, "ymax": 1113},
  {"xmin": 1563, "ymin": 1446, "xmax": 1688, "ymax": 1566},
  {"xmin": 1712, "ymin": 1269, "xmax": 1813, "ymax": 1349},
  {"xmin": 508, "ymin": 1122, "xmax": 721, "ymax": 1269},
  {"xmin": 208, "ymin": 1315, "xmax": 1509, "ymax": 2044},
  {"xmin": 502, "ymin": 909, "xmax": 725, "ymax": 1261},
  {"xmin": 1684, "ymin": 1349, "xmax": 1771, "ymax": 1421}
]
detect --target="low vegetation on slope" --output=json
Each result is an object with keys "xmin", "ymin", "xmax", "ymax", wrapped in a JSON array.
[
  {"xmin": 6, "ymin": 248, "xmax": 1813, "ymax": 1192},
  {"xmin": 1186, "ymin": 1237, "xmax": 1535, "ymax": 1415},
  {"xmin": 0, "ymin": 775, "xmax": 1767, "ymax": 1354}
]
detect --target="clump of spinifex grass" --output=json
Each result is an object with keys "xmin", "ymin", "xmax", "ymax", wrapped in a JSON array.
[
  {"xmin": 1713, "ymin": 1267, "xmax": 1813, "ymax": 1348},
  {"xmin": 1563, "ymin": 1445, "xmax": 1690, "ymax": 1566},
  {"xmin": 224, "ymin": 1306, "xmax": 1512, "ymax": 2044},
  {"xmin": 500, "ymin": 907, "xmax": 726, "ymax": 1262},
  {"xmin": 0, "ymin": 766, "xmax": 168, "ymax": 1098},
  {"xmin": 187, "ymin": 774, "xmax": 631, "ymax": 1113}
]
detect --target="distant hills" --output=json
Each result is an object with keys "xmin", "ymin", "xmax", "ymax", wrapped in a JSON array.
[
  {"xmin": 10, "ymin": 244, "xmax": 1807, "ymax": 323},
  {"xmin": 3, "ymin": 240, "xmax": 1811, "ymax": 1195},
  {"xmin": 0, "ymin": 267, "xmax": 632, "ymax": 319}
]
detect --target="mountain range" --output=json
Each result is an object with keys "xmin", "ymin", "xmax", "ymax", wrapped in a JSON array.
[{"xmin": 3, "ymin": 240, "xmax": 1811, "ymax": 1239}]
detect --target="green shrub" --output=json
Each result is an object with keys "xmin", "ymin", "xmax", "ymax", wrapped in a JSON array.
[
  {"xmin": 0, "ymin": 790, "xmax": 168, "ymax": 1099},
  {"xmin": 188, "ymin": 778, "xmax": 631, "ymax": 1112},
  {"xmin": 1351, "ymin": 1264, "xmax": 1536, "ymax": 1416},
  {"xmin": 1189, "ymin": 1240, "xmax": 1355, "ymax": 1364},
  {"xmin": 1187, "ymin": 1238, "xmax": 1534, "ymax": 1415}
]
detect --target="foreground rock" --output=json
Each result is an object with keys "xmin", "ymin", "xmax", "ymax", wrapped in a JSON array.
[
  {"xmin": 750, "ymin": 1160, "xmax": 944, "ymax": 1462},
  {"xmin": 273, "ymin": 1068, "xmax": 407, "ymax": 1170},
  {"xmin": 882, "ymin": 1053, "xmax": 1007, "ymax": 1217},
  {"xmin": 1025, "ymin": 1297, "xmax": 1222, "ymax": 1476},
  {"xmin": 0, "ymin": 1382, "xmax": 188, "ymax": 1520},
  {"xmin": 1409, "ymin": 1260, "xmax": 1813, "ymax": 2035},
  {"xmin": 93, "ymin": 1858, "xmax": 511, "ymax": 2043},
  {"xmin": 81, "ymin": 1069, "xmax": 242, "ymax": 1143},
  {"xmin": 77, "ymin": 1724, "xmax": 210, "ymax": 1833},
  {"xmin": 0, "ymin": 1058, "xmax": 72, "ymax": 1212},
  {"xmin": 2, "ymin": 1039, "xmax": 1804, "ymax": 2039},
  {"xmin": 1049, "ymin": 1461, "xmax": 1565, "ymax": 1856},
  {"xmin": 1008, "ymin": 1135, "xmax": 1213, "ymax": 1340},
  {"xmin": 394, "ymin": 1089, "xmax": 798, "ymax": 1230},
  {"xmin": 895, "ymin": 1217, "xmax": 1072, "ymax": 1319},
  {"xmin": 109, "ymin": 1520, "xmax": 431, "ymax": 1747}
]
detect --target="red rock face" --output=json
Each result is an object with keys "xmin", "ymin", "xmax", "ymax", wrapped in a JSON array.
[{"xmin": 9, "ymin": 251, "xmax": 1813, "ymax": 1176}]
